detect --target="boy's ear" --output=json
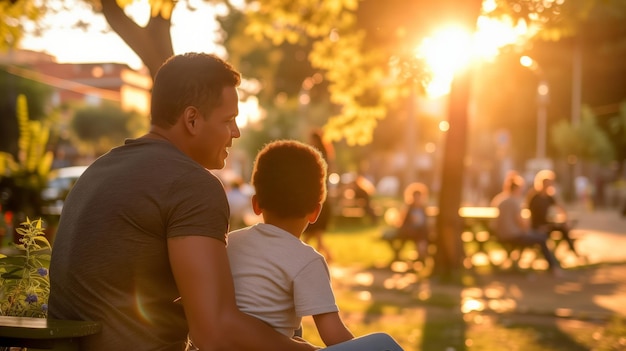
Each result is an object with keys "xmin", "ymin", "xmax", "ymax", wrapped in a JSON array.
[
  {"xmin": 251, "ymin": 194, "xmax": 263, "ymax": 215},
  {"xmin": 307, "ymin": 203, "xmax": 323, "ymax": 224}
]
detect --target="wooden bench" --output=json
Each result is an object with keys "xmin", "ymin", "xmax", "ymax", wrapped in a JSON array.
[
  {"xmin": 382, "ymin": 205, "xmax": 573, "ymax": 268},
  {"xmin": 0, "ymin": 315, "xmax": 101, "ymax": 351},
  {"xmin": 380, "ymin": 206, "xmax": 438, "ymax": 261}
]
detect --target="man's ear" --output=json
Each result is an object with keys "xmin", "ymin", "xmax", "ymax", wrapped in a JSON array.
[
  {"xmin": 251, "ymin": 194, "xmax": 263, "ymax": 215},
  {"xmin": 307, "ymin": 203, "xmax": 323, "ymax": 224},
  {"xmin": 183, "ymin": 106, "xmax": 199, "ymax": 134}
]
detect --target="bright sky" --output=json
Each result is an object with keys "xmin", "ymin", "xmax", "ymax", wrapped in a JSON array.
[
  {"xmin": 20, "ymin": 0, "xmax": 224, "ymax": 70},
  {"xmin": 21, "ymin": 0, "xmax": 531, "ymax": 80},
  {"xmin": 17, "ymin": 0, "xmax": 534, "ymax": 125}
]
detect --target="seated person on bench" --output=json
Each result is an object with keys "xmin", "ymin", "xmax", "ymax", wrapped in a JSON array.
[
  {"xmin": 493, "ymin": 174, "xmax": 562, "ymax": 276},
  {"xmin": 396, "ymin": 182, "xmax": 431, "ymax": 264},
  {"xmin": 527, "ymin": 170, "xmax": 579, "ymax": 257}
]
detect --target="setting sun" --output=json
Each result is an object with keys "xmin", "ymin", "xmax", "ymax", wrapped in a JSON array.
[
  {"xmin": 416, "ymin": 25, "xmax": 473, "ymax": 98},
  {"xmin": 416, "ymin": 12, "xmax": 534, "ymax": 98}
]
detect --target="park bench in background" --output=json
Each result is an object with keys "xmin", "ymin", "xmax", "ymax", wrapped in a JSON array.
[
  {"xmin": 380, "ymin": 206, "xmax": 438, "ymax": 262},
  {"xmin": 382, "ymin": 205, "xmax": 576, "ymax": 269},
  {"xmin": 0, "ymin": 315, "xmax": 101, "ymax": 351}
]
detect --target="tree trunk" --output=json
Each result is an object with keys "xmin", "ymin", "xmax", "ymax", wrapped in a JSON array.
[
  {"xmin": 432, "ymin": 0, "xmax": 482, "ymax": 281},
  {"xmin": 433, "ymin": 66, "xmax": 471, "ymax": 281},
  {"xmin": 100, "ymin": 0, "xmax": 175, "ymax": 80}
]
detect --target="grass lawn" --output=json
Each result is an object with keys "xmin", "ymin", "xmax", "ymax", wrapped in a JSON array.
[{"xmin": 299, "ymin": 219, "xmax": 626, "ymax": 351}]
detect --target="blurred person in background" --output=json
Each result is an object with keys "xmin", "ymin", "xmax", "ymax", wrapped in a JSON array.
[
  {"xmin": 495, "ymin": 174, "xmax": 563, "ymax": 277},
  {"xmin": 490, "ymin": 170, "xmax": 522, "ymax": 208},
  {"xmin": 226, "ymin": 177, "xmax": 252, "ymax": 230},
  {"xmin": 352, "ymin": 174, "xmax": 378, "ymax": 225},
  {"xmin": 527, "ymin": 170, "xmax": 580, "ymax": 258},
  {"xmin": 396, "ymin": 182, "xmax": 431, "ymax": 264},
  {"xmin": 302, "ymin": 129, "xmax": 335, "ymax": 262}
]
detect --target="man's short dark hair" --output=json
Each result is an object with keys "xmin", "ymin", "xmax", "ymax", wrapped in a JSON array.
[
  {"xmin": 252, "ymin": 140, "xmax": 327, "ymax": 218},
  {"xmin": 150, "ymin": 53, "xmax": 241, "ymax": 127}
]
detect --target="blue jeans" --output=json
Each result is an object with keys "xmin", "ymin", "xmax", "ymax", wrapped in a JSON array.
[
  {"xmin": 503, "ymin": 230, "xmax": 560, "ymax": 269},
  {"xmin": 322, "ymin": 333, "xmax": 404, "ymax": 351}
]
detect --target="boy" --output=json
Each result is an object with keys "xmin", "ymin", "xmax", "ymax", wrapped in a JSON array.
[
  {"xmin": 193, "ymin": 139, "xmax": 402, "ymax": 350},
  {"xmin": 227, "ymin": 139, "xmax": 354, "ymax": 346},
  {"xmin": 184, "ymin": 138, "xmax": 403, "ymax": 350},
  {"xmin": 227, "ymin": 140, "xmax": 402, "ymax": 351}
]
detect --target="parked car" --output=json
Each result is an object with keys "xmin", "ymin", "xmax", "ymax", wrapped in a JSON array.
[{"xmin": 41, "ymin": 166, "xmax": 88, "ymax": 216}]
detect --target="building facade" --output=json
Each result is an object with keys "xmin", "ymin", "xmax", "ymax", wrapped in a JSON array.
[{"xmin": 0, "ymin": 49, "xmax": 151, "ymax": 115}]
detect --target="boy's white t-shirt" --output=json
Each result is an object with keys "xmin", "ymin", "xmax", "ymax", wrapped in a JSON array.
[{"xmin": 226, "ymin": 223, "xmax": 338, "ymax": 336}]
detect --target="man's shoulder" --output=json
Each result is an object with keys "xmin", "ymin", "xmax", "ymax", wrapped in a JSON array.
[
  {"xmin": 498, "ymin": 195, "xmax": 515, "ymax": 206},
  {"xmin": 491, "ymin": 192, "xmax": 506, "ymax": 207}
]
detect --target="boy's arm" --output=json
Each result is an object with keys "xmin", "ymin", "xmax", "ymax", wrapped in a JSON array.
[
  {"xmin": 168, "ymin": 235, "xmax": 320, "ymax": 351},
  {"xmin": 313, "ymin": 311, "xmax": 354, "ymax": 346}
]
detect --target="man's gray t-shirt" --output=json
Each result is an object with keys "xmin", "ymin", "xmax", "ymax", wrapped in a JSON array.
[
  {"xmin": 49, "ymin": 138, "xmax": 229, "ymax": 351},
  {"xmin": 495, "ymin": 196, "xmax": 523, "ymax": 241}
]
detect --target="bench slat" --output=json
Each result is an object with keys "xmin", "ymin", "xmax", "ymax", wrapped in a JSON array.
[{"xmin": 0, "ymin": 316, "xmax": 101, "ymax": 351}]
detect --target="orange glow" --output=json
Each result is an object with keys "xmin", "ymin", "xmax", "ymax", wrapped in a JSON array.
[
  {"xmin": 416, "ymin": 8, "xmax": 534, "ymax": 98},
  {"xmin": 416, "ymin": 25, "xmax": 473, "ymax": 98},
  {"xmin": 439, "ymin": 121, "xmax": 450, "ymax": 132},
  {"xmin": 520, "ymin": 55, "xmax": 536, "ymax": 68}
]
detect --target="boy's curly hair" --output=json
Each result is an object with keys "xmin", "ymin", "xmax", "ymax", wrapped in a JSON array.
[{"xmin": 252, "ymin": 140, "xmax": 327, "ymax": 218}]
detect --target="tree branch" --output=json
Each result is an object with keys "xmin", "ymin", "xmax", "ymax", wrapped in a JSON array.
[{"xmin": 99, "ymin": 0, "xmax": 174, "ymax": 79}]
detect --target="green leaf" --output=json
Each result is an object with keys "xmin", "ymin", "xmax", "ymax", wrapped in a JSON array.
[
  {"xmin": 0, "ymin": 256, "xmax": 28, "ymax": 266},
  {"xmin": 1, "ymin": 269, "xmax": 25, "ymax": 280}
]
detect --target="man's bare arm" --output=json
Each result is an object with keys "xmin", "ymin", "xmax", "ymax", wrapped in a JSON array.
[{"xmin": 168, "ymin": 236, "xmax": 320, "ymax": 351}]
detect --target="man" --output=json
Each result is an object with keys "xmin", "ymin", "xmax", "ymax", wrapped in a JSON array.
[
  {"xmin": 527, "ymin": 170, "xmax": 579, "ymax": 257},
  {"xmin": 490, "ymin": 170, "xmax": 521, "ymax": 208},
  {"xmin": 49, "ymin": 53, "xmax": 318, "ymax": 351},
  {"xmin": 494, "ymin": 174, "xmax": 563, "ymax": 276}
]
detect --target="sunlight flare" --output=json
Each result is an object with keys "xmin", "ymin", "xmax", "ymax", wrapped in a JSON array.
[{"xmin": 416, "ymin": 13, "xmax": 534, "ymax": 98}]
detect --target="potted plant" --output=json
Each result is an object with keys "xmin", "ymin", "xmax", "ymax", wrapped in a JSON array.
[{"xmin": 0, "ymin": 218, "xmax": 50, "ymax": 318}]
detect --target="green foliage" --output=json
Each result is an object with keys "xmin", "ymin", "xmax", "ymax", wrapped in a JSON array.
[
  {"xmin": 220, "ymin": 0, "xmax": 622, "ymax": 149},
  {"xmin": 608, "ymin": 101, "xmax": 626, "ymax": 141},
  {"xmin": 238, "ymin": 98, "xmax": 304, "ymax": 157},
  {"xmin": 0, "ymin": 94, "xmax": 53, "ymax": 190},
  {"xmin": 550, "ymin": 106, "xmax": 615, "ymax": 165},
  {"xmin": 0, "ymin": 218, "xmax": 51, "ymax": 318},
  {"xmin": 0, "ymin": 0, "xmax": 46, "ymax": 49},
  {"xmin": 222, "ymin": 0, "xmax": 431, "ymax": 146},
  {"xmin": 0, "ymin": 66, "xmax": 52, "ymax": 122},
  {"xmin": 70, "ymin": 102, "xmax": 149, "ymax": 156}
]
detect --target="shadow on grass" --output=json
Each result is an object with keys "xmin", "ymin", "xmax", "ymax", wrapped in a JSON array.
[
  {"xmin": 351, "ymin": 264, "xmax": 617, "ymax": 350},
  {"xmin": 317, "ymin": 221, "xmax": 626, "ymax": 350}
]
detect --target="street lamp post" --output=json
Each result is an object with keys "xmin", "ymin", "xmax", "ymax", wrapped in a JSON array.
[
  {"xmin": 520, "ymin": 56, "xmax": 550, "ymax": 161},
  {"xmin": 536, "ymin": 79, "xmax": 549, "ymax": 159}
]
